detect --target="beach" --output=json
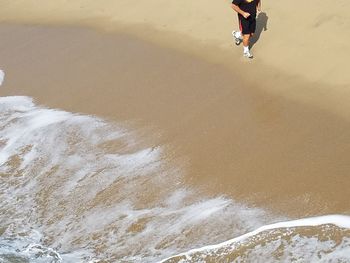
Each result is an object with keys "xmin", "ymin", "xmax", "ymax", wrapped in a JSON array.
[{"xmin": 1, "ymin": 0, "xmax": 350, "ymax": 262}]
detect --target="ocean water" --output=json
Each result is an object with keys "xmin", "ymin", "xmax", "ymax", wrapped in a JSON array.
[{"xmin": 0, "ymin": 95, "xmax": 350, "ymax": 262}]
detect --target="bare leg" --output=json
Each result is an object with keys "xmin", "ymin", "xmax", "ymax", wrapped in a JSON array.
[
  {"xmin": 242, "ymin": 34, "xmax": 253, "ymax": 58},
  {"xmin": 243, "ymin": 34, "xmax": 250, "ymax": 48}
]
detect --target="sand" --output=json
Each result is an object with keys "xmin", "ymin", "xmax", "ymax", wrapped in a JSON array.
[
  {"xmin": 0, "ymin": 1, "xmax": 350, "ymax": 217},
  {"xmin": 0, "ymin": 0, "xmax": 350, "ymax": 86}
]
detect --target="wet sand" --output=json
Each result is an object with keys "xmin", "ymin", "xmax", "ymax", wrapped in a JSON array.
[{"xmin": 1, "ymin": 24, "xmax": 350, "ymax": 218}]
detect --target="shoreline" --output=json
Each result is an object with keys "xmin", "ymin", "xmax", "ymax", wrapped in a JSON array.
[
  {"xmin": 1, "ymin": 23, "xmax": 350, "ymax": 218},
  {"xmin": 161, "ymin": 214, "xmax": 350, "ymax": 262},
  {"xmin": 1, "ymin": 18, "xmax": 349, "ymax": 122}
]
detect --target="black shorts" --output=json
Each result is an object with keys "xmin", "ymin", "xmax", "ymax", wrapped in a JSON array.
[{"xmin": 238, "ymin": 15, "xmax": 256, "ymax": 35}]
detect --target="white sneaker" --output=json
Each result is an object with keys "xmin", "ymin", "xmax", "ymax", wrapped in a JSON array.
[
  {"xmin": 232, "ymin": 30, "xmax": 242, "ymax": 46},
  {"xmin": 243, "ymin": 51, "xmax": 253, "ymax": 59}
]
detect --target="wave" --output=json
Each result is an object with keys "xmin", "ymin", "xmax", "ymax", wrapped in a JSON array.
[
  {"xmin": 161, "ymin": 215, "xmax": 350, "ymax": 262},
  {"xmin": 0, "ymin": 96, "xmax": 271, "ymax": 262},
  {"xmin": 2, "ymin": 96, "xmax": 349, "ymax": 262}
]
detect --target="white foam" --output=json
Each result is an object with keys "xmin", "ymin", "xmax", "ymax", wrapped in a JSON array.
[
  {"xmin": 5, "ymin": 96, "xmax": 349, "ymax": 262},
  {"xmin": 0, "ymin": 96, "xmax": 271, "ymax": 262},
  {"xmin": 0, "ymin": 96, "xmax": 34, "ymax": 111},
  {"xmin": 159, "ymin": 214, "xmax": 350, "ymax": 262},
  {"xmin": 0, "ymin": 97, "xmax": 350, "ymax": 262},
  {"xmin": 0, "ymin": 69, "xmax": 4, "ymax": 86},
  {"xmin": 232, "ymin": 235, "xmax": 350, "ymax": 262},
  {"xmin": 0, "ymin": 227, "xmax": 93, "ymax": 263}
]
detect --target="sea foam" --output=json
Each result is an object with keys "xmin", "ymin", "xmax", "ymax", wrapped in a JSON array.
[
  {"xmin": 0, "ymin": 69, "xmax": 4, "ymax": 86},
  {"xmin": 160, "ymin": 215, "xmax": 350, "ymax": 262},
  {"xmin": 2, "ymin": 96, "xmax": 350, "ymax": 262},
  {"xmin": 0, "ymin": 96, "xmax": 271, "ymax": 262}
]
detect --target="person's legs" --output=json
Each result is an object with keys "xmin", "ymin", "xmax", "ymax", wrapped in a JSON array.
[
  {"xmin": 242, "ymin": 34, "xmax": 253, "ymax": 58},
  {"xmin": 232, "ymin": 15, "xmax": 243, "ymax": 45},
  {"xmin": 242, "ymin": 34, "xmax": 250, "ymax": 47},
  {"xmin": 240, "ymin": 18, "xmax": 253, "ymax": 58},
  {"xmin": 232, "ymin": 30, "xmax": 242, "ymax": 45},
  {"xmin": 238, "ymin": 15, "xmax": 243, "ymax": 38}
]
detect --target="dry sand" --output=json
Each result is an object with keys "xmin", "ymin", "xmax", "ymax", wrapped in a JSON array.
[
  {"xmin": 0, "ymin": 1, "xmax": 350, "ymax": 217},
  {"xmin": 0, "ymin": 0, "xmax": 349, "ymax": 86}
]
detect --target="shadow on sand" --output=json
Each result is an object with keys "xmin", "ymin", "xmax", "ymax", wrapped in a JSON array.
[{"xmin": 250, "ymin": 12, "xmax": 268, "ymax": 49}]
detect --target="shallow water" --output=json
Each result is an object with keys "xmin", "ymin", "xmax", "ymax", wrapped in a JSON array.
[
  {"xmin": 162, "ymin": 216, "xmax": 350, "ymax": 262},
  {"xmin": 1, "ymin": 25, "xmax": 350, "ymax": 262},
  {"xmin": 0, "ymin": 96, "xmax": 273, "ymax": 262},
  {"xmin": 1, "ymin": 96, "xmax": 350, "ymax": 262}
]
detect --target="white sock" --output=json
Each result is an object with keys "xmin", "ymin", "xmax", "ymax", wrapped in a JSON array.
[{"xmin": 243, "ymin": 46, "xmax": 249, "ymax": 53}]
